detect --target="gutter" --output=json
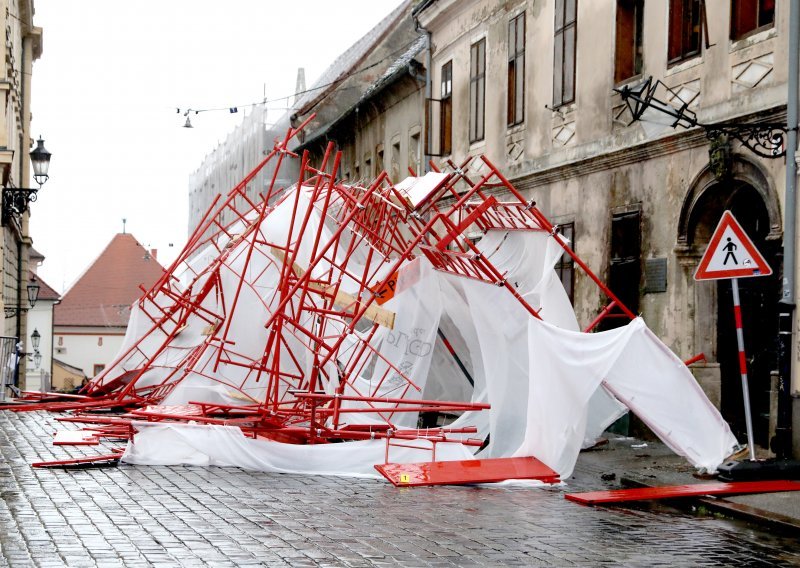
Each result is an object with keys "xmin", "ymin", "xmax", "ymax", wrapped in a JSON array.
[{"xmin": 413, "ymin": 10, "xmax": 432, "ymax": 173}]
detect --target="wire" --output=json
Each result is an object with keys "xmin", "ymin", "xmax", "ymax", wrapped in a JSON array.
[{"xmin": 176, "ymin": 35, "xmax": 423, "ymax": 118}]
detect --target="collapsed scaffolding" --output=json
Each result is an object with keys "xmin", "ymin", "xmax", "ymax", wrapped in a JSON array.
[{"xmin": 6, "ymin": 120, "xmax": 739, "ymax": 485}]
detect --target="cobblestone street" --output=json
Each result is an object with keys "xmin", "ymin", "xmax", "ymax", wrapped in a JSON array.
[{"xmin": 0, "ymin": 411, "xmax": 797, "ymax": 567}]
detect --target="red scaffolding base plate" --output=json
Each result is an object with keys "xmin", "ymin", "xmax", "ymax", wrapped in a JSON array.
[
  {"xmin": 375, "ymin": 456, "xmax": 560, "ymax": 487},
  {"xmin": 565, "ymin": 480, "xmax": 800, "ymax": 505},
  {"xmin": 32, "ymin": 452, "xmax": 124, "ymax": 468}
]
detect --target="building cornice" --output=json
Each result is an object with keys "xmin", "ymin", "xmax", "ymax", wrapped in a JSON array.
[{"xmin": 512, "ymin": 106, "xmax": 787, "ymax": 191}]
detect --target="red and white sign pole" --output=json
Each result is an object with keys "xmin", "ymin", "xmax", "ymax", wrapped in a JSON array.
[
  {"xmin": 694, "ymin": 211, "xmax": 772, "ymax": 462},
  {"xmin": 730, "ymin": 278, "xmax": 757, "ymax": 461}
]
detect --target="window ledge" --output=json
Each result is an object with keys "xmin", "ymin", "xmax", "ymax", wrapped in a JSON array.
[
  {"xmin": 551, "ymin": 102, "xmax": 576, "ymax": 115},
  {"xmin": 730, "ymin": 26, "xmax": 777, "ymax": 53},
  {"xmin": 614, "ymin": 74, "xmax": 644, "ymax": 90},
  {"xmin": 506, "ymin": 122, "xmax": 525, "ymax": 135},
  {"xmin": 666, "ymin": 56, "xmax": 703, "ymax": 76},
  {"xmin": 469, "ymin": 139, "xmax": 486, "ymax": 151}
]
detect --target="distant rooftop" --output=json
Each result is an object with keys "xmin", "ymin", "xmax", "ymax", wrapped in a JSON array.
[{"xmin": 54, "ymin": 234, "xmax": 165, "ymax": 328}]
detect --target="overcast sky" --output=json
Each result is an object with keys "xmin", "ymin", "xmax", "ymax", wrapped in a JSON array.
[{"xmin": 29, "ymin": 0, "xmax": 400, "ymax": 293}]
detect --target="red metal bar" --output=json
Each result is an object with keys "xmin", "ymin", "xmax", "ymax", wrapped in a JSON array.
[{"xmin": 565, "ymin": 480, "xmax": 800, "ymax": 505}]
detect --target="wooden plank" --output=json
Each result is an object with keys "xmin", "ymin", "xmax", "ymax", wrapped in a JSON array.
[
  {"xmin": 271, "ymin": 245, "xmax": 395, "ymax": 329},
  {"xmin": 375, "ymin": 457, "xmax": 560, "ymax": 487},
  {"xmin": 308, "ymin": 282, "xmax": 396, "ymax": 329},
  {"xmin": 565, "ymin": 480, "xmax": 800, "ymax": 505}
]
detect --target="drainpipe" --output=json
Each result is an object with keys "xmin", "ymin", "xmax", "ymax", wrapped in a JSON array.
[
  {"xmin": 775, "ymin": 0, "xmax": 800, "ymax": 459},
  {"xmin": 414, "ymin": 14, "xmax": 432, "ymax": 173}
]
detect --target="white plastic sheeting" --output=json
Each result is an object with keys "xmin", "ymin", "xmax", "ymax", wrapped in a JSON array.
[
  {"xmin": 112, "ymin": 182, "xmax": 739, "ymax": 480},
  {"xmin": 123, "ymin": 422, "xmax": 474, "ymax": 478}
]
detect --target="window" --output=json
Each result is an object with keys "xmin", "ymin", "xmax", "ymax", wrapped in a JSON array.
[
  {"xmin": 469, "ymin": 39, "xmax": 486, "ymax": 143},
  {"xmin": 376, "ymin": 145, "xmax": 384, "ymax": 175},
  {"xmin": 364, "ymin": 155, "xmax": 372, "ymax": 179},
  {"xmin": 93, "ymin": 364, "xmax": 105, "ymax": 376},
  {"xmin": 409, "ymin": 131, "xmax": 421, "ymax": 176},
  {"xmin": 391, "ymin": 139, "xmax": 401, "ymax": 182},
  {"xmin": 615, "ymin": 0, "xmax": 644, "ymax": 84},
  {"xmin": 508, "ymin": 13, "xmax": 525, "ymax": 126},
  {"xmin": 731, "ymin": 0, "xmax": 775, "ymax": 40},
  {"xmin": 601, "ymin": 210, "xmax": 641, "ymax": 330},
  {"xmin": 668, "ymin": 0, "xmax": 702, "ymax": 65},
  {"xmin": 554, "ymin": 222, "xmax": 575, "ymax": 303},
  {"xmin": 553, "ymin": 0, "xmax": 578, "ymax": 107},
  {"xmin": 441, "ymin": 61, "xmax": 453, "ymax": 155}
]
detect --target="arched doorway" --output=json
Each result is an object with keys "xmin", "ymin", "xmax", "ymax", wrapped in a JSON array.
[{"xmin": 683, "ymin": 165, "xmax": 781, "ymax": 447}]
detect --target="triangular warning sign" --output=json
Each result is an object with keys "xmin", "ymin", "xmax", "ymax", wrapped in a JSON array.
[{"xmin": 694, "ymin": 211, "xmax": 772, "ymax": 281}]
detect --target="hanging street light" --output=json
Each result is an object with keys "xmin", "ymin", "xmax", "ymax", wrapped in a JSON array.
[
  {"xmin": 615, "ymin": 76, "xmax": 789, "ymax": 159},
  {"xmin": 2, "ymin": 137, "xmax": 53, "ymax": 224}
]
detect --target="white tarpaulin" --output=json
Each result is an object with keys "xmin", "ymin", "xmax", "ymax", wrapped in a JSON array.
[
  {"xmin": 123, "ymin": 422, "xmax": 474, "ymax": 478},
  {"xmin": 113, "ymin": 183, "xmax": 738, "ymax": 481}
]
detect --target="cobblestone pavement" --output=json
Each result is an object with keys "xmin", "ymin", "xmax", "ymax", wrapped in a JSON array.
[{"xmin": 0, "ymin": 411, "xmax": 799, "ymax": 567}]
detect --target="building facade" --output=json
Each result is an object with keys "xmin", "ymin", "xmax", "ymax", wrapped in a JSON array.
[
  {"xmin": 0, "ymin": 1, "xmax": 43, "ymax": 391},
  {"xmin": 414, "ymin": 0, "xmax": 795, "ymax": 449}
]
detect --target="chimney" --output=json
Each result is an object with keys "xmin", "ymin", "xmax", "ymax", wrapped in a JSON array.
[{"xmin": 293, "ymin": 68, "xmax": 306, "ymax": 106}]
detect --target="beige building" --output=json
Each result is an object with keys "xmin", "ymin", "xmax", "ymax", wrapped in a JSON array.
[
  {"xmin": 0, "ymin": 2, "xmax": 44, "ymax": 392},
  {"xmin": 413, "ymin": 0, "xmax": 794, "ymax": 450},
  {"xmin": 187, "ymin": 0, "xmax": 799, "ymax": 453}
]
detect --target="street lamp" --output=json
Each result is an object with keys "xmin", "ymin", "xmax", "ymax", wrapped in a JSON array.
[
  {"xmin": 4, "ymin": 279, "xmax": 42, "ymax": 318},
  {"xmin": 30, "ymin": 328, "xmax": 40, "ymax": 351},
  {"xmin": 2, "ymin": 137, "xmax": 52, "ymax": 224},
  {"xmin": 615, "ymin": 77, "xmax": 788, "ymax": 159},
  {"xmin": 27, "ymin": 277, "xmax": 39, "ymax": 309}
]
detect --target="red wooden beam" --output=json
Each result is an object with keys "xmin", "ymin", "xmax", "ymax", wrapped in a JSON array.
[{"xmin": 565, "ymin": 480, "xmax": 800, "ymax": 505}]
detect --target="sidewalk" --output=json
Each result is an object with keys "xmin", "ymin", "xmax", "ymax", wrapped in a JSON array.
[{"xmin": 572, "ymin": 435, "xmax": 800, "ymax": 532}]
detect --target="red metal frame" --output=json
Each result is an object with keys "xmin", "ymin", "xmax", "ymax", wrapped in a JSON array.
[
  {"xmin": 7, "ymin": 129, "xmax": 684, "ymax": 484},
  {"xmin": 565, "ymin": 480, "xmax": 800, "ymax": 505}
]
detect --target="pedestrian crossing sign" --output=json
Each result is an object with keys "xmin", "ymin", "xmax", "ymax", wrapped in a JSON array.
[{"xmin": 694, "ymin": 210, "xmax": 772, "ymax": 281}]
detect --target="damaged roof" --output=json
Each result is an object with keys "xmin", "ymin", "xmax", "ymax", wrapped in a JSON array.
[{"xmin": 291, "ymin": 0, "xmax": 421, "ymax": 146}]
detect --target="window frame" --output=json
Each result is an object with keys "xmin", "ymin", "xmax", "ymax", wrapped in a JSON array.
[
  {"xmin": 469, "ymin": 38, "xmax": 486, "ymax": 143},
  {"xmin": 668, "ymin": 0, "xmax": 702, "ymax": 66},
  {"xmin": 440, "ymin": 60, "xmax": 453, "ymax": 155},
  {"xmin": 730, "ymin": 0, "xmax": 775, "ymax": 41},
  {"xmin": 554, "ymin": 222, "xmax": 576, "ymax": 303},
  {"xmin": 409, "ymin": 130, "xmax": 421, "ymax": 176},
  {"xmin": 614, "ymin": 0, "xmax": 644, "ymax": 85},
  {"xmin": 508, "ymin": 12, "xmax": 526, "ymax": 126},
  {"xmin": 553, "ymin": 0, "xmax": 578, "ymax": 107}
]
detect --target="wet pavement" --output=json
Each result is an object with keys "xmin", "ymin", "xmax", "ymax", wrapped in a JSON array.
[{"xmin": 0, "ymin": 411, "xmax": 799, "ymax": 566}]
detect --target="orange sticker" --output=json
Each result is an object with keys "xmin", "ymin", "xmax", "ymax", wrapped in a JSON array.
[{"xmin": 372, "ymin": 272, "xmax": 398, "ymax": 305}]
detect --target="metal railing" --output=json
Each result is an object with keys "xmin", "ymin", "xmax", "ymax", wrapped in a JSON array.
[{"xmin": 0, "ymin": 336, "xmax": 17, "ymax": 402}]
